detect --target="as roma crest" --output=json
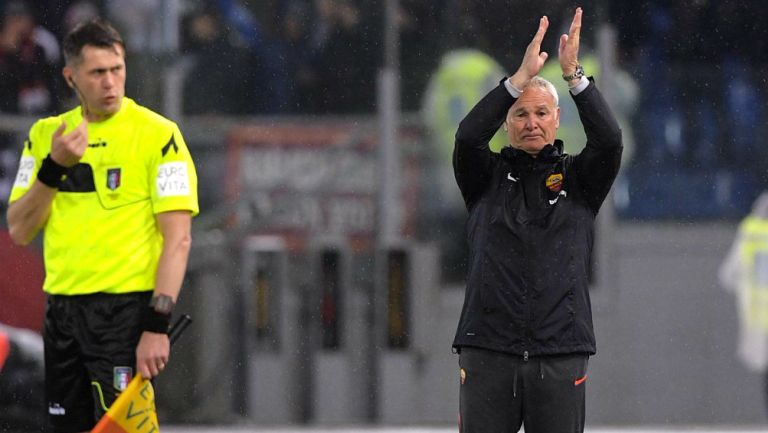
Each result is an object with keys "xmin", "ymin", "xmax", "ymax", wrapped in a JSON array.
[
  {"xmin": 107, "ymin": 168, "xmax": 121, "ymax": 191},
  {"xmin": 546, "ymin": 173, "xmax": 563, "ymax": 192}
]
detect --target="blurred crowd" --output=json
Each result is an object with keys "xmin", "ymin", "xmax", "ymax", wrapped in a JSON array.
[
  {"xmin": 610, "ymin": 1, "xmax": 768, "ymax": 218},
  {"xmin": 0, "ymin": 0, "xmax": 767, "ymax": 218},
  {"xmin": 0, "ymin": 0, "xmax": 606, "ymax": 116},
  {"xmin": 0, "ymin": 1, "xmax": 764, "ymax": 115}
]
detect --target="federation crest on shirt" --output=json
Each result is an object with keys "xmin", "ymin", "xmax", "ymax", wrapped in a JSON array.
[
  {"xmin": 113, "ymin": 366, "xmax": 133, "ymax": 391},
  {"xmin": 106, "ymin": 168, "xmax": 121, "ymax": 191}
]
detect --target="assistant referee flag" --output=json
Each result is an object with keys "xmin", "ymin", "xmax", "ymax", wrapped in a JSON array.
[
  {"xmin": 91, "ymin": 315, "xmax": 192, "ymax": 433},
  {"xmin": 91, "ymin": 375, "xmax": 158, "ymax": 433}
]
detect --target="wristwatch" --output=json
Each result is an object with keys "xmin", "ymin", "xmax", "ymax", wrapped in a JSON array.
[
  {"xmin": 562, "ymin": 64, "xmax": 585, "ymax": 82},
  {"xmin": 149, "ymin": 294, "xmax": 175, "ymax": 315}
]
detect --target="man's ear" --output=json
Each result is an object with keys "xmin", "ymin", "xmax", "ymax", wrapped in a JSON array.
[
  {"xmin": 503, "ymin": 121, "xmax": 508, "ymax": 132},
  {"xmin": 554, "ymin": 107, "xmax": 561, "ymax": 129},
  {"xmin": 62, "ymin": 66, "xmax": 74, "ymax": 88}
]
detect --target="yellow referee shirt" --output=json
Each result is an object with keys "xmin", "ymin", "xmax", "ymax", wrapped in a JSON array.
[{"xmin": 9, "ymin": 98, "xmax": 199, "ymax": 295}]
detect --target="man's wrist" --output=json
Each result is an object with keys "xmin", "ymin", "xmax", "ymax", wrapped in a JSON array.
[
  {"xmin": 562, "ymin": 64, "xmax": 585, "ymax": 83},
  {"xmin": 37, "ymin": 154, "xmax": 67, "ymax": 188},
  {"xmin": 566, "ymin": 78, "xmax": 581, "ymax": 88},
  {"xmin": 141, "ymin": 295, "xmax": 175, "ymax": 333},
  {"xmin": 149, "ymin": 294, "xmax": 175, "ymax": 315},
  {"xmin": 140, "ymin": 306, "xmax": 171, "ymax": 333},
  {"xmin": 504, "ymin": 78, "xmax": 523, "ymax": 98},
  {"xmin": 507, "ymin": 71, "xmax": 530, "ymax": 93},
  {"xmin": 568, "ymin": 76, "xmax": 590, "ymax": 95}
]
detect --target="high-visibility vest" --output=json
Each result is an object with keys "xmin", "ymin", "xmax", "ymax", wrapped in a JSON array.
[
  {"xmin": 423, "ymin": 49, "xmax": 507, "ymax": 160},
  {"xmin": 739, "ymin": 216, "xmax": 768, "ymax": 330}
]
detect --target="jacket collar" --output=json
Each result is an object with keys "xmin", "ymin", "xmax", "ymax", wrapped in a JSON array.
[{"xmin": 500, "ymin": 139, "xmax": 564, "ymax": 163}]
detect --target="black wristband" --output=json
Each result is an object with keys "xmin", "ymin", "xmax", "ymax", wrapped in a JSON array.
[
  {"xmin": 140, "ymin": 305, "xmax": 172, "ymax": 334},
  {"xmin": 37, "ymin": 154, "xmax": 68, "ymax": 188}
]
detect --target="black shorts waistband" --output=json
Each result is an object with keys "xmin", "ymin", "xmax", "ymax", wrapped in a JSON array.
[{"xmin": 47, "ymin": 291, "xmax": 152, "ymax": 304}]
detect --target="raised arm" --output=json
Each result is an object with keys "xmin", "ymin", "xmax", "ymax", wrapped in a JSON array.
[
  {"xmin": 7, "ymin": 120, "xmax": 88, "ymax": 245},
  {"xmin": 510, "ymin": 16, "xmax": 550, "ymax": 89},
  {"xmin": 559, "ymin": 8, "xmax": 623, "ymax": 212},
  {"xmin": 454, "ymin": 16, "xmax": 551, "ymax": 206}
]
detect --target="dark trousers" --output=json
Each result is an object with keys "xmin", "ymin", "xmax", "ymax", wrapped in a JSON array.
[
  {"xmin": 458, "ymin": 347, "xmax": 589, "ymax": 433},
  {"xmin": 45, "ymin": 292, "xmax": 150, "ymax": 433}
]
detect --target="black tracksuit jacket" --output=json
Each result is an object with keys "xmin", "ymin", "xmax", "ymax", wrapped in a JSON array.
[{"xmin": 452, "ymin": 78, "xmax": 622, "ymax": 357}]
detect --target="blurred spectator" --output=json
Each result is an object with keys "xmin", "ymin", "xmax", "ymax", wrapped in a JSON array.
[
  {"xmin": 106, "ymin": 0, "xmax": 166, "ymax": 53},
  {"xmin": 398, "ymin": 0, "xmax": 442, "ymax": 111},
  {"xmin": 0, "ymin": 1, "xmax": 63, "ymax": 220},
  {"xmin": 0, "ymin": 0, "xmax": 61, "ymax": 114},
  {"xmin": 181, "ymin": 6, "xmax": 252, "ymax": 114},
  {"xmin": 420, "ymin": 48, "xmax": 506, "ymax": 282},
  {"xmin": 719, "ymin": 191, "xmax": 768, "ymax": 416},
  {"xmin": 210, "ymin": 0, "xmax": 291, "ymax": 113},
  {"xmin": 439, "ymin": 0, "xmax": 572, "ymax": 70},
  {"xmin": 279, "ymin": 0, "xmax": 323, "ymax": 113},
  {"xmin": 312, "ymin": 0, "xmax": 378, "ymax": 113},
  {"xmin": 62, "ymin": 0, "xmax": 100, "ymax": 36}
]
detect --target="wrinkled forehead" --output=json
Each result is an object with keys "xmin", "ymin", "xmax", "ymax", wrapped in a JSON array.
[{"xmin": 512, "ymin": 86, "xmax": 557, "ymax": 110}]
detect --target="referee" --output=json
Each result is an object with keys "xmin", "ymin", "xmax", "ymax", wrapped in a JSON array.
[{"xmin": 6, "ymin": 19, "xmax": 198, "ymax": 433}]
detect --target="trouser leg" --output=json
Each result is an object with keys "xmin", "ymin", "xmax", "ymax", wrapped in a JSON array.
[
  {"xmin": 458, "ymin": 347, "xmax": 523, "ymax": 433},
  {"xmin": 523, "ymin": 353, "xmax": 589, "ymax": 433}
]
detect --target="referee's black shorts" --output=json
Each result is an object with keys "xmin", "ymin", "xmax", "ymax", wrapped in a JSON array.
[
  {"xmin": 458, "ymin": 347, "xmax": 590, "ymax": 433},
  {"xmin": 44, "ymin": 291, "xmax": 151, "ymax": 433}
]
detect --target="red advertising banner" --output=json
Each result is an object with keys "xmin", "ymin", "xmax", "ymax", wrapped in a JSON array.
[{"xmin": 225, "ymin": 122, "xmax": 422, "ymax": 251}]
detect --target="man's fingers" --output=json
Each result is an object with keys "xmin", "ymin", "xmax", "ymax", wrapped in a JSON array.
[
  {"xmin": 75, "ymin": 120, "xmax": 89, "ymax": 148},
  {"xmin": 559, "ymin": 34, "xmax": 568, "ymax": 56},
  {"xmin": 569, "ymin": 7, "xmax": 582, "ymax": 42},
  {"xmin": 139, "ymin": 363, "xmax": 151, "ymax": 379},
  {"xmin": 53, "ymin": 121, "xmax": 67, "ymax": 138},
  {"xmin": 62, "ymin": 119, "xmax": 88, "ymax": 147},
  {"xmin": 539, "ymin": 52, "xmax": 549, "ymax": 62},
  {"xmin": 138, "ymin": 360, "xmax": 165, "ymax": 379},
  {"xmin": 532, "ymin": 16, "xmax": 549, "ymax": 46}
]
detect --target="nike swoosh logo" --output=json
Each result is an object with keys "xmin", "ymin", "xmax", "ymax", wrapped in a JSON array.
[
  {"xmin": 507, "ymin": 173, "xmax": 518, "ymax": 182},
  {"xmin": 574, "ymin": 375, "xmax": 587, "ymax": 386},
  {"xmin": 548, "ymin": 190, "xmax": 568, "ymax": 205}
]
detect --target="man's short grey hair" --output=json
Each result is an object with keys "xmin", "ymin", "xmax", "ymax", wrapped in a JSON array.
[{"xmin": 523, "ymin": 76, "xmax": 559, "ymax": 106}]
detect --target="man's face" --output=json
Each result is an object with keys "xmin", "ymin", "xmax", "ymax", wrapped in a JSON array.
[
  {"xmin": 64, "ymin": 44, "xmax": 126, "ymax": 120},
  {"xmin": 505, "ymin": 86, "xmax": 560, "ymax": 156}
]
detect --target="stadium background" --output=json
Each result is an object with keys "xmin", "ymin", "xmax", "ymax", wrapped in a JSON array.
[{"xmin": 1, "ymin": 0, "xmax": 767, "ymax": 430}]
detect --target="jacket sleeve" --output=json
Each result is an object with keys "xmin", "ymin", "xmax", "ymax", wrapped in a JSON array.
[
  {"xmin": 453, "ymin": 80, "xmax": 515, "ymax": 208},
  {"xmin": 571, "ymin": 77, "xmax": 623, "ymax": 214}
]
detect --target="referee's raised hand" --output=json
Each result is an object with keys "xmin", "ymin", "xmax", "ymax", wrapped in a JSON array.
[{"xmin": 50, "ymin": 119, "xmax": 88, "ymax": 167}]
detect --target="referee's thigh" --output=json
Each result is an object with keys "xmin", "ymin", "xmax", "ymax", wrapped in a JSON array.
[
  {"xmin": 45, "ymin": 298, "xmax": 97, "ymax": 432},
  {"xmin": 458, "ymin": 347, "xmax": 523, "ymax": 433}
]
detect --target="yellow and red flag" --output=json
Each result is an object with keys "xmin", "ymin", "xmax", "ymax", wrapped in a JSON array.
[
  {"xmin": 90, "ymin": 314, "xmax": 192, "ymax": 433},
  {"xmin": 91, "ymin": 375, "xmax": 159, "ymax": 433}
]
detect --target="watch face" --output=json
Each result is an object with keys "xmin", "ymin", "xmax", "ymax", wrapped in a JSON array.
[
  {"xmin": 151, "ymin": 295, "xmax": 174, "ymax": 315},
  {"xmin": 564, "ymin": 65, "xmax": 584, "ymax": 81}
]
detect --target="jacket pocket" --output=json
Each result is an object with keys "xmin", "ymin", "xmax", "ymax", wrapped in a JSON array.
[{"xmin": 93, "ymin": 161, "xmax": 150, "ymax": 210}]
